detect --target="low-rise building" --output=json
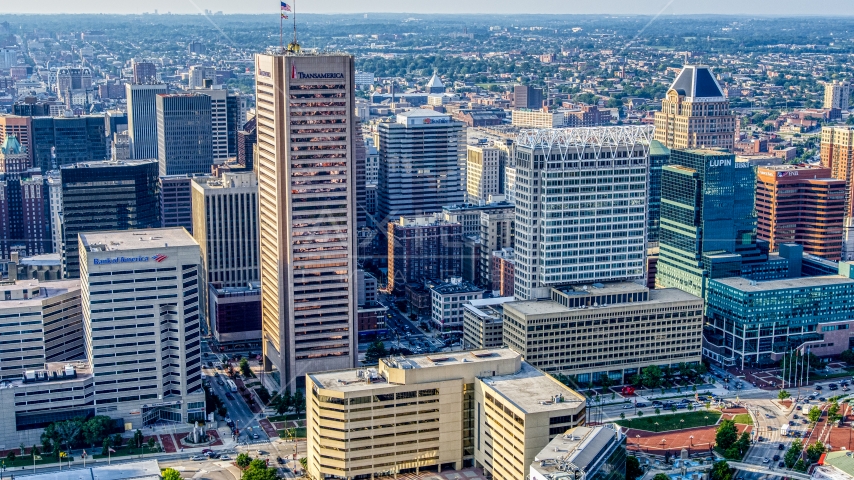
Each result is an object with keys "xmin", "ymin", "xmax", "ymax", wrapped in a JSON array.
[
  {"xmin": 463, "ymin": 297, "xmax": 514, "ymax": 349},
  {"xmin": 503, "ymin": 283, "xmax": 704, "ymax": 384},
  {"xmin": 208, "ymin": 281, "xmax": 262, "ymax": 351},
  {"xmin": 430, "ymin": 278, "xmax": 485, "ymax": 334},
  {"xmin": 306, "ymin": 348, "xmax": 586, "ymax": 480},
  {"xmin": 491, "ymin": 248, "xmax": 515, "ymax": 297},
  {"xmin": 529, "ymin": 424, "xmax": 625, "ymax": 480},
  {"xmin": 704, "ymin": 265, "xmax": 854, "ymax": 368},
  {"xmin": 511, "ymin": 110, "xmax": 563, "ymax": 128}
]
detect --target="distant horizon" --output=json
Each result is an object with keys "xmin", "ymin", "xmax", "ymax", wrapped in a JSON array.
[{"xmin": 3, "ymin": 0, "xmax": 854, "ymax": 16}]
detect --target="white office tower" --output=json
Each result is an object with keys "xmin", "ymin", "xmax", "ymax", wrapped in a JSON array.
[
  {"xmin": 46, "ymin": 170, "xmax": 63, "ymax": 254},
  {"xmin": 255, "ymin": 52, "xmax": 358, "ymax": 391},
  {"xmin": 79, "ymin": 228, "xmax": 206, "ymax": 426},
  {"xmin": 466, "ymin": 144, "xmax": 501, "ymax": 204},
  {"xmin": 126, "ymin": 83, "xmax": 168, "ymax": 159},
  {"xmin": 192, "ymin": 87, "xmax": 229, "ymax": 164},
  {"xmin": 513, "ymin": 126, "xmax": 653, "ymax": 300}
]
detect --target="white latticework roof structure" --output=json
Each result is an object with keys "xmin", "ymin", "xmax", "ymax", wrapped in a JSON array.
[{"xmin": 515, "ymin": 125, "xmax": 656, "ymax": 159}]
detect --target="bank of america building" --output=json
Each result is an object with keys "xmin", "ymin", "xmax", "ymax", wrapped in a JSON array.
[{"xmin": 513, "ymin": 126, "xmax": 654, "ymax": 300}]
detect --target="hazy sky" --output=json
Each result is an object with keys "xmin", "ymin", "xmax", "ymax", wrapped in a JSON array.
[{"xmin": 4, "ymin": 0, "xmax": 854, "ymax": 15}]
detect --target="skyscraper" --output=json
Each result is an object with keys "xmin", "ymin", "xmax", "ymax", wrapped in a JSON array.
[
  {"xmin": 191, "ymin": 171, "xmax": 259, "ymax": 289},
  {"xmin": 59, "ymin": 160, "xmax": 160, "ymax": 278},
  {"xmin": 132, "ymin": 60, "xmax": 157, "ymax": 84},
  {"xmin": 514, "ymin": 84, "xmax": 543, "ymax": 109},
  {"xmin": 156, "ymin": 93, "xmax": 214, "ymax": 176},
  {"xmin": 820, "ymin": 126, "xmax": 854, "ymax": 216},
  {"xmin": 31, "ymin": 116, "xmax": 107, "ymax": 172},
  {"xmin": 755, "ymin": 164, "xmax": 846, "ymax": 260},
  {"xmin": 647, "ymin": 139, "xmax": 671, "ymax": 247},
  {"xmin": 824, "ymin": 80, "xmax": 851, "ymax": 111},
  {"xmin": 159, "ymin": 175, "xmax": 194, "ymax": 234},
  {"xmin": 513, "ymin": 126, "xmax": 653, "ymax": 300},
  {"xmin": 0, "ymin": 115, "xmax": 32, "ymax": 165},
  {"xmin": 655, "ymin": 149, "xmax": 762, "ymax": 298},
  {"xmin": 377, "ymin": 110, "xmax": 464, "ymax": 221},
  {"xmin": 255, "ymin": 52, "xmax": 357, "ymax": 390},
  {"xmin": 653, "ymin": 65, "xmax": 736, "ymax": 151},
  {"xmin": 126, "ymin": 83, "xmax": 168, "ymax": 160},
  {"xmin": 237, "ymin": 118, "xmax": 257, "ymax": 170},
  {"xmin": 0, "ymin": 136, "xmax": 49, "ymax": 258},
  {"xmin": 78, "ymin": 228, "xmax": 206, "ymax": 426},
  {"xmin": 466, "ymin": 145, "xmax": 501, "ymax": 204},
  {"xmin": 190, "ymin": 87, "xmax": 229, "ymax": 164}
]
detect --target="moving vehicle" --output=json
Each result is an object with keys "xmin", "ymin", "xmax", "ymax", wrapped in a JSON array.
[
  {"xmin": 781, "ymin": 424, "xmax": 789, "ymax": 436},
  {"xmin": 225, "ymin": 379, "xmax": 238, "ymax": 393},
  {"xmin": 191, "ymin": 455, "xmax": 207, "ymax": 461}
]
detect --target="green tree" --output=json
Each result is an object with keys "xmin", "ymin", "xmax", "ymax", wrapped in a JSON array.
[
  {"xmin": 653, "ymin": 474, "xmax": 669, "ymax": 480},
  {"xmin": 710, "ymin": 461, "xmax": 733, "ymax": 480},
  {"xmin": 83, "ymin": 415, "xmax": 113, "ymax": 446},
  {"xmin": 102, "ymin": 436, "xmax": 112, "ymax": 453},
  {"xmin": 241, "ymin": 460, "xmax": 278, "ymax": 480},
  {"xmin": 162, "ymin": 468, "xmax": 182, "ymax": 480},
  {"xmin": 147, "ymin": 437, "xmax": 157, "ymax": 451},
  {"xmin": 655, "ymin": 408, "xmax": 661, "ymax": 415},
  {"xmin": 641, "ymin": 365, "xmax": 663, "ymax": 389},
  {"xmin": 365, "ymin": 340, "xmax": 388, "ymax": 364},
  {"xmin": 236, "ymin": 453, "xmax": 252, "ymax": 468},
  {"xmin": 778, "ymin": 390, "xmax": 791, "ymax": 400},
  {"xmin": 716, "ymin": 420, "xmax": 739, "ymax": 451},
  {"xmin": 794, "ymin": 459, "xmax": 807, "ymax": 472},
  {"xmin": 133, "ymin": 429, "xmax": 143, "ymax": 449},
  {"xmin": 7, "ymin": 451, "xmax": 16, "ymax": 462},
  {"xmin": 637, "ymin": 410, "xmax": 644, "ymax": 417},
  {"xmin": 111, "ymin": 433, "xmax": 123, "ymax": 448},
  {"xmin": 784, "ymin": 439, "xmax": 803, "ymax": 468},
  {"xmin": 239, "ymin": 358, "xmax": 252, "ymax": 377},
  {"xmin": 55, "ymin": 419, "xmax": 83, "ymax": 450},
  {"xmin": 292, "ymin": 389, "xmax": 306, "ymax": 418},
  {"xmin": 808, "ymin": 406, "xmax": 823, "ymax": 423},
  {"xmin": 273, "ymin": 388, "xmax": 292, "ymax": 416},
  {"xmin": 627, "ymin": 456, "xmax": 643, "ymax": 480},
  {"xmin": 620, "ymin": 413, "xmax": 626, "ymax": 420},
  {"xmin": 807, "ymin": 441, "xmax": 826, "ymax": 464}
]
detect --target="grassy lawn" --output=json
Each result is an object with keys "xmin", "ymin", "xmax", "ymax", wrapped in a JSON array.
[
  {"xmin": 267, "ymin": 413, "xmax": 306, "ymax": 422},
  {"xmin": 0, "ymin": 454, "xmax": 75, "ymax": 468},
  {"xmin": 93, "ymin": 446, "xmax": 151, "ymax": 460},
  {"xmin": 732, "ymin": 414, "xmax": 754, "ymax": 425},
  {"xmin": 278, "ymin": 427, "xmax": 307, "ymax": 439},
  {"xmin": 618, "ymin": 411, "xmax": 721, "ymax": 432}
]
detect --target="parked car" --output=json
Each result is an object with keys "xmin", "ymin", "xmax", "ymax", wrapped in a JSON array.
[
  {"xmin": 815, "ymin": 385, "xmax": 824, "ymax": 391},
  {"xmin": 220, "ymin": 455, "xmax": 231, "ymax": 461},
  {"xmin": 636, "ymin": 402, "xmax": 647, "ymax": 408},
  {"xmin": 778, "ymin": 444, "xmax": 785, "ymax": 450},
  {"xmin": 191, "ymin": 455, "xmax": 207, "ymax": 461},
  {"xmin": 623, "ymin": 404, "xmax": 633, "ymax": 409},
  {"xmin": 252, "ymin": 433, "xmax": 260, "ymax": 439},
  {"xmin": 773, "ymin": 455, "xmax": 780, "ymax": 461}
]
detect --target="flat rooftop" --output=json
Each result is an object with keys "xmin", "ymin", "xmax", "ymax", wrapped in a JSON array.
[
  {"xmin": 486, "ymin": 362, "xmax": 584, "ymax": 414},
  {"xmin": 61, "ymin": 159, "xmax": 156, "ymax": 169},
  {"xmin": 0, "ymin": 361, "xmax": 94, "ymax": 389},
  {"xmin": 0, "ymin": 279, "xmax": 80, "ymax": 309},
  {"xmin": 80, "ymin": 228, "xmax": 198, "ymax": 253},
  {"xmin": 21, "ymin": 459, "xmax": 160, "ymax": 480},
  {"xmin": 556, "ymin": 281, "xmax": 646, "ymax": 296},
  {"xmin": 713, "ymin": 274, "xmax": 854, "ymax": 292},
  {"xmin": 506, "ymin": 288, "xmax": 702, "ymax": 317},
  {"xmin": 464, "ymin": 297, "xmax": 515, "ymax": 319},
  {"xmin": 310, "ymin": 348, "xmax": 521, "ymax": 393},
  {"xmin": 532, "ymin": 425, "xmax": 622, "ymax": 477}
]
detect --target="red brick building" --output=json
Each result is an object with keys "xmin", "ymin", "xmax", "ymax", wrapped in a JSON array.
[
  {"xmin": 490, "ymin": 248, "xmax": 515, "ymax": 298},
  {"xmin": 756, "ymin": 164, "xmax": 846, "ymax": 260}
]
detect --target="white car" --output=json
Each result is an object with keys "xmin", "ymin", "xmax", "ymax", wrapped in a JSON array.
[
  {"xmin": 623, "ymin": 404, "xmax": 633, "ymax": 409},
  {"xmin": 219, "ymin": 455, "xmax": 231, "ymax": 460},
  {"xmin": 762, "ymin": 458, "xmax": 770, "ymax": 464}
]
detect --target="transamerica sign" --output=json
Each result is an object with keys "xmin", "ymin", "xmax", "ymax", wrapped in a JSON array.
[{"xmin": 291, "ymin": 63, "xmax": 344, "ymax": 79}]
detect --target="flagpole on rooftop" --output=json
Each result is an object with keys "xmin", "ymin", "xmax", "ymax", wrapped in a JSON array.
[{"xmin": 280, "ymin": 1, "xmax": 283, "ymax": 51}]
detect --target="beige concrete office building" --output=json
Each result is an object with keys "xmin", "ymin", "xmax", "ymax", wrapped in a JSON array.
[
  {"xmin": 503, "ymin": 283, "xmax": 704, "ymax": 384},
  {"xmin": 306, "ymin": 348, "xmax": 585, "ymax": 480},
  {"xmin": 255, "ymin": 52, "xmax": 358, "ymax": 390},
  {"xmin": 462, "ymin": 297, "xmax": 514, "ymax": 350},
  {"xmin": 466, "ymin": 145, "xmax": 501, "ymax": 204},
  {"xmin": 0, "ymin": 279, "xmax": 83, "ymax": 381},
  {"xmin": 79, "ymin": 228, "xmax": 206, "ymax": 426},
  {"xmin": 191, "ymin": 171, "xmax": 260, "ymax": 289}
]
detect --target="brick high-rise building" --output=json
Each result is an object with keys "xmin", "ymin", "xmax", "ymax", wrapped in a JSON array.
[
  {"xmin": 654, "ymin": 65, "xmax": 736, "ymax": 151},
  {"xmin": 756, "ymin": 164, "xmax": 846, "ymax": 260},
  {"xmin": 821, "ymin": 126, "xmax": 854, "ymax": 216},
  {"xmin": 132, "ymin": 60, "xmax": 157, "ymax": 84},
  {"xmin": 387, "ymin": 214, "xmax": 462, "ymax": 293},
  {"xmin": 254, "ymin": 52, "xmax": 358, "ymax": 391},
  {"xmin": 0, "ymin": 116, "xmax": 32, "ymax": 165}
]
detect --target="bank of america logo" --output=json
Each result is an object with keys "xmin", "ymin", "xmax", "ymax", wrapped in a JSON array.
[{"xmin": 153, "ymin": 254, "xmax": 168, "ymax": 263}]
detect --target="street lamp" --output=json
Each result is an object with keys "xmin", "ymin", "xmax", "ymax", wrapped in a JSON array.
[
  {"xmin": 689, "ymin": 435, "xmax": 694, "ymax": 446},
  {"xmin": 654, "ymin": 422, "xmax": 659, "ymax": 433}
]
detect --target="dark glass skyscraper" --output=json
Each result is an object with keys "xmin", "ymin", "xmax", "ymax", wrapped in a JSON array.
[
  {"xmin": 156, "ymin": 93, "xmax": 213, "ymax": 176},
  {"xmin": 60, "ymin": 159, "xmax": 160, "ymax": 278},
  {"xmin": 647, "ymin": 139, "xmax": 670, "ymax": 247},
  {"xmin": 31, "ymin": 116, "xmax": 107, "ymax": 173},
  {"xmin": 656, "ymin": 149, "xmax": 763, "ymax": 298}
]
